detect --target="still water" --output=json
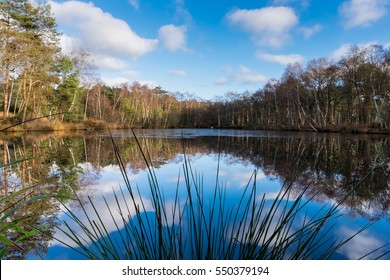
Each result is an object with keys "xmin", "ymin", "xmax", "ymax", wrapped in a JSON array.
[{"xmin": 1, "ymin": 129, "xmax": 390, "ymax": 259}]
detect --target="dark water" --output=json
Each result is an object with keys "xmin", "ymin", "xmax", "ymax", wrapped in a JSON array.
[{"xmin": 1, "ymin": 129, "xmax": 390, "ymax": 259}]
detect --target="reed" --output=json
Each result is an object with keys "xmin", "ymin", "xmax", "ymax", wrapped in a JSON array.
[
  {"xmin": 52, "ymin": 131, "xmax": 389, "ymax": 260},
  {"xmin": 0, "ymin": 185, "xmax": 49, "ymax": 258}
]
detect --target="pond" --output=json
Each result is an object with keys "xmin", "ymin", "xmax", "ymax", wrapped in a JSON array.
[{"xmin": 1, "ymin": 129, "xmax": 390, "ymax": 259}]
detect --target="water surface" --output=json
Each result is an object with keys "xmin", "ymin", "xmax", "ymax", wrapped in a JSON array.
[{"xmin": 1, "ymin": 129, "xmax": 389, "ymax": 259}]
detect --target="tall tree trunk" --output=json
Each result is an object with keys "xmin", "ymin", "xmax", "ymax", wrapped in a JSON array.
[
  {"xmin": 22, "ymin": 67, "xmax": 28, "ymax": 121},
  {"xmin": 83, "ymin": 89, "xmax": 90, "ymax": 121},
  {"xmin": 3, "ymin": 62, "xmax": 10, "ymax": 120},
  {"xmin": 2, "ymin": 6, "xmax": 11, "ymax": 120}
]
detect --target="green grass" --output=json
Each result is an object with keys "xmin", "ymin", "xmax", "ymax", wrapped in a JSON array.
[{"xmin": 51, "ymin": 131, "xmax": 390, "ymax": 260}]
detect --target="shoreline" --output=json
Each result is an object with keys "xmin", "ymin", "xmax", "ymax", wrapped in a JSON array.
[{"xmin": 1, "ymin": 119, "xmax": 390, "ymax": 136}]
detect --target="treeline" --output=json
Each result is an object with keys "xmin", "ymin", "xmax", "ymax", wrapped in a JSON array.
[
  {"xmin": 212, "ymin": 44, "xmax": 390, "ymax": 132},
  {"xmin": 66, "ymin": 44, "xmax": 390, "ymax": 132},
  {"xmin": 1, "ymin": 1, "xmax": 390, "ymax": 131}
]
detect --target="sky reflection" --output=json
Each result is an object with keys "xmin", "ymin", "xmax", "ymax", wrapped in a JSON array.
[{"xmin": 47, "ymin": 151, "xmax": 390, "ymax": 260}]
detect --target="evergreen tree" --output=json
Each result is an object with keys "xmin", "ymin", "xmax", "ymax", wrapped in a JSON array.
[{"xmin": 0, "ymin": 0, "xmax": 60, "ymax": 121}]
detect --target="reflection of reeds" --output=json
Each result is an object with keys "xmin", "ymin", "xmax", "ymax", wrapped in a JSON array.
[{"xmin": 53, "ymin": 131, "xmax": 389, "ymax": 260}]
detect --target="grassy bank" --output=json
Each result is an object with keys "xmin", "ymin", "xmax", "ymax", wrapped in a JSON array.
[
  {"xmin": 0, "ymin": 118, "xmax": 122, "ymax": 132},
  {"xmin": 1, "ymin": 112, "xmax": 390, "ymax": 135}
]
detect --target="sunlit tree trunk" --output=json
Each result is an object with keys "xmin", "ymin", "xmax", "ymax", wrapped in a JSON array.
[{"xmin": 1, "ymin": 1, "xmax": 12, "ymax": 120}]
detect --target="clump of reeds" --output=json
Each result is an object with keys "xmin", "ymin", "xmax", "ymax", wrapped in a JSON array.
[
  {"xmin": 0, "ymin": 186, "xmax": 49, "ymax": 258},
  {"xmin": 53, "ymin": 132, "xmax": 389, "ymax": 260}
]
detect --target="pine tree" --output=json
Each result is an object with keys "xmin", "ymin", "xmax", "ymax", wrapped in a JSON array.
[{"xmin": 0, "ymin": 0, "xmax": 60, "ymax": 121}]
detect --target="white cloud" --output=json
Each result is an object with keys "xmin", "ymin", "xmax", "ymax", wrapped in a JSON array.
[
  {"xmin": 158, "ymin": 24, "xmax": 188, "ymax": 52},
  {"xmin": 256, "ymin": 52, "xmax": 305, "ymax": 66},
  {"xmin": 101, "ymin": 70, "xmax": 140, "ymax": 86},
  {"xmin": 214, "ymin": 66, "xmax": 267, "ymax": 85},
  {"xmin": 237, "ymin": 66, "xmax": 268, "ymax": 84},
  {"xmin": 50, "ymin": 0, "xmax": 158, "ymax": 68},
  {"xmin": 169, "ymin": 69, "xmax": 187, "ymax": 77},
  {"xmin": 227, "ymin": 7, "xmax": 299, "ymax": 47},
  {"xmin": 330, "ymin": 41, "xmax": 378, "ymax": 61},
  {"xmin": 129, "ymin": 0, "xmax": 139, "ymax": 10},
  {"xmin": 339, "ymin": 0, "xmax": 389, "ymax": 28},
  {"xmin": 59, "ymin": 34, "xmax": 78, "ymax": 55},
  {"xmin": 102, "ymin": 77, "xmax": 131, "ymax": 86},
  {"xmin": 92, "ymin": 54, "xmax": 129, "ymax": 70},
  {"xmin": 330, "ymin": 43, "xmax": 352, "ymax": 61},
  {"xmin": 301, "ymin": 24, "xmax": 322, "ymax": 39}
]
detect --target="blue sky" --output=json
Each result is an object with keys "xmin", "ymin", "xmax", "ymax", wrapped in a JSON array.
[{"xmin": 48, "ymin": 0, "xmax": 390, "ymax": 100}]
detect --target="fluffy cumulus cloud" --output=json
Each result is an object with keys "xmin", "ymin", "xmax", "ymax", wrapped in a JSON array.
[
  {"xmin": 214, "ymin": 66, "xmax": 267, "ymax": 85},
  {"xmin": 339, "ymin": 0, "xmax": 390, "ymax": 28},
  {"xmin": 227, "ymin": 7, "xmax": 298, "ymax": 47},
  {"xmin": 256, "ymin": 52, "xmax": 304, "ymax": 66},
  {"xmin": 50, "ymin": 1, "xmax": 158, "ymax": 70},
  {"xmin": 158, "ymin": 24, "xmax": 188, "ymax": 52}
]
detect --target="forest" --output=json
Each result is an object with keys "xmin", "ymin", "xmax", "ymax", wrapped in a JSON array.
[{"xmin": 1, "ymin": 0, "xmax": 390, "ymax": 133}]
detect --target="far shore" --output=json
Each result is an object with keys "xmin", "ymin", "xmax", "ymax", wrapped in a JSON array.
[{"xmin": 1, "ymin": 118, "xmax": 390, "ymax": 135}]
